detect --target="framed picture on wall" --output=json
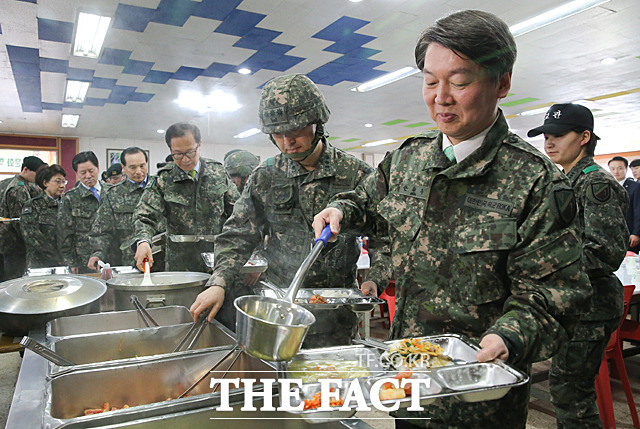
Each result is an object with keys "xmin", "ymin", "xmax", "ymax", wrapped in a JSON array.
[{"xmin": 107, "ymin": 148, "xmax": 149, "ymax": 166}]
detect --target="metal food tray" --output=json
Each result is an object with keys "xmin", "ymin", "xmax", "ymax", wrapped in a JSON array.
[
  {"xmin": 259, "ymin": 288, "xmax": 385, "ymax": 311},
  {"xmin": 286, "ymin": 336, "xmax": 528, "ymax": 417},
  {"xmin": 241, "ymin": 258, "xmax": 268, "ymax": 274},
  {"xmin": 48, "ymin": 319, "xmax": 237, "ymax": 374},
  {"xmin": 43, "ymin": 348, "xmax": 276, "ymax": 428},
  {"xmin": 46, "ymin": 306, "xmax": 193, "ymax": 340},
  {"xmin": 285, "ymin": 345, "xmax": 385, "ymax": 382}
]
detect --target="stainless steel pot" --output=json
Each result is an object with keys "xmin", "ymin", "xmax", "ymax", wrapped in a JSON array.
[
  {"xmin": 106, "ymin": 271, "xmax": 210, "ymax": 310},
  {"xmin": 234, "ymin": 295, "xmax": 315, "ymax": 361},
  {"xmin": 0, "ymin": 275, "xmax": 106, "ymax": 337}
]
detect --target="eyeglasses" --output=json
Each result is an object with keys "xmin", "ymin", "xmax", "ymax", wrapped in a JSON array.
[
  {"xmin": 171, "ymin": 145, "xmax": 199, "ymax": 161},
  {"xmin": 51, "ymin": 179, "xmax": 68, "ymax": 185}
]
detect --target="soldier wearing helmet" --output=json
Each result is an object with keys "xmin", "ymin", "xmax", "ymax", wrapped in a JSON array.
[
  {"xmin": 224, "ymin": 150, "xmax": 259, "ymax": 193},
  {"xmin": 190, "ymin": 74, "xmax": 391, "ymax": 344}
]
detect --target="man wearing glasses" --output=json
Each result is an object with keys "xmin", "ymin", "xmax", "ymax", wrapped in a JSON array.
[
  {"xmin": 133, "ymin": 122, "xmax": 237, "ymax": 272},
  {"xmin": 88, "ymin": 147, "xmax": 151, "ymax": 270}
]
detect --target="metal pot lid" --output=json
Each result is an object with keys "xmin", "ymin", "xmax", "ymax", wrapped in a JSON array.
[
  {"xmin": 106, "ymin": 271, "xmax": 210, "ymax": 291},
  {"xmin": 0, "ymin": 275, "xmax": 106, "ymax": 315}
]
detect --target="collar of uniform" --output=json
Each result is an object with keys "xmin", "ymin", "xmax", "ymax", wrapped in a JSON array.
[
  {"xmin": 172, "ymin": 158, "xmax": 204, "ymax": 181},
  {"xmin": 565, "ymin": 156, "xmax": 595, "ymax": 184},
  {"xmin": 80, "ymin": 180, "xmax": 102, "ymax": 193},
  {"xmin": 435, "ymin": 110, "xmax": 510, "ymax": 179},
  {"xmin": 284, "ymin": 142, "xmax": 334, "ymax": 179}
]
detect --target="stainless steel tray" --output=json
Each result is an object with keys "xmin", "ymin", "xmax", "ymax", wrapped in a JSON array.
[
  {"xmin": 258, "ymin": 288, "xmax": 385, "ymax": 311},
  {"xmin": 380, "ymin": 334, "xmax": 480, "ymax": 369},
  {"xmin": 48, "ymin": 320, "xmax": 236, "ymax": 373},
  {"xmin": 286, "ymin": 379, "xmax": 357, "ymax": 424},
  {"xmin": 241, "ymin": 258, "xmax": 268, "ymax": 274},
  {"xmin": 285, "ymin": 345, "xmax": 385, "ymax": 383},
  {"xmin": 43, "ymin": 349, "xmax": 276, "ymax": 428},
  {"xmin": 46, "ymin": 306, "xmax": 193, "ymax": 340}
]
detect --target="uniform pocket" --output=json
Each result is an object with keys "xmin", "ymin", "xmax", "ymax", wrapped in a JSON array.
[
  {"xmin": 450, "ymin": 218, "xmax": 517, "ymax": 305},
  {"xmin": 70, "ymin": 207, "xmax": 95, "ymax": 232},
  {"xmin": 377, "ymin": 190, "xmax": 427, "ymax": 241},
  {"xmin": 271, "ymin": 183, "xmax": 294, "ymax": 214}
]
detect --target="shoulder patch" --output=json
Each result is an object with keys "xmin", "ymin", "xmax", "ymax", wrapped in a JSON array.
[
  {"xmin": 266, "ymin": 157, "xmax": 275, "ymax": 167},
  {"xmin": 17, "ymin": 181, "xmax": 24, "ymax": 186},
  {"xmin": 587, "ymin": 182, "xmax": 612, "ymax": 204},
  {"xmin": 552, "ymin": 185, "xmax": 577, "ymax": 227}
]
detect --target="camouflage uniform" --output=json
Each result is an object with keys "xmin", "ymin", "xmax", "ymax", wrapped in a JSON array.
[
  {"xmin": 20, "ymin": 192, "xmax": 61, "ymax": 268},
  {"xmin": 210, "ymin": 144, "xmax": 390, "ymax": 346},
  {"xmin": 329, "ymin": 112, "xmax": 591, "ymax": 428},
  {"xmin": 224, "ymin": 150, "xmax": 259, "ymax": 194},
  {"xmin": 90, "ymin": 179, "xmax": 147, "ymax": 267},
  {"xmin": 57, "ymin": 182, "xmax": 112, "ymax": 272},
  {"xmin": 0, "ymin": 175, "xmax": 42, "ymax": 279},
  {"xmin": 132, "ymin": 158, "xmax": 236, "ymax": 272},
  {"xmin": 549, "ymin": 156, "xmax": 628, "ymax": 428}
]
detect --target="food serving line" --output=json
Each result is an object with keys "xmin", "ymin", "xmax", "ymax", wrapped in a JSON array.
[{"xmin": 4, "ymin": 227, "xmax": 529, "ymax": 428}]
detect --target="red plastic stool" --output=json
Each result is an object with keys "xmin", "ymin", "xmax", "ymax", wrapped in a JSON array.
[
  {"xmin": 595, "ymin": 285, "xmax": 640, "ymax": 429},
  {"xmin": 372, "ymin": 280, "xmax": 396, "ymax": 328}
]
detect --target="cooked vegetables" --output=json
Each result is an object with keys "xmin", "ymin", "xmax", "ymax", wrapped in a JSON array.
[
  {"xmin": 385, "ymin": 338, "xmax": 452, "ymax": 369},
  {"xmin": 303, "ymin": 387, "xmax": 344, "ymax": 410},
  {"xmin": 288, "ymin": 359, "xmax": 371, "ymax": 383}
]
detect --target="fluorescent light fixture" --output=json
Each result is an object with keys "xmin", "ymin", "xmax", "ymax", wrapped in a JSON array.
[
  {"xmin": 61, "ymin": 114, "xmax": 80, "ymax": 128},
  {"xmin": 156, "ymin": 129, "xmax": 164, "ymax": 133},
  {"xmin": 0, "ymin": 120, "xmax": 3, "ymax": 124},
  {"xmin": 65, "ymin": 80, "xmax": 90, "ymax": 103},
  {"xmin": 509, "ymin": 0, "xmax": 610, "ymax": 37},
  {"xmin": 601, "ymin": 57, "xmax": 616, "ymax": 65},
  {"xmin": 238, "ymin": 68, "xmax": 252, "ymax": 75},
  {"xmin": 364, "ymin": 123, "xmax": 373, "ymax": 128},
  {"xmin": 351, "ymin": 67, "xmax": 420, "ymax": 92},
  {"xmin": 519, "ymin": 106, "xmax": 551, "ymax": 116},
  {"xmin": 73, "ymin": 12, "xmax": 111, "ymax": 58},
  {"xmin": 363, "ymin": 139, "xmax": 396, "ymax": 148},
  {"xmin": 176, "ymin": 91, "xmax": 241, "ymax": 113},
  {"xmin": 234, "ymin": 128, "xmax": 261, "ymax": 139}
]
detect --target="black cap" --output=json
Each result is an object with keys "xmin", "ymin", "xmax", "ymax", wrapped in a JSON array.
[
  {"xmin": 101, "ymin": 171, "xmax": 108, "ymax": 181},
  {"xmin": 22, "ymin": 156, "xmax": 46, "ymax": 172},
  {"xmin": 106, "ymin": 163, "xmax": 122, "ymax": 177},
  {"xmin": 527, "ymin": 103, "xmax": 599, "ymax": 140}
]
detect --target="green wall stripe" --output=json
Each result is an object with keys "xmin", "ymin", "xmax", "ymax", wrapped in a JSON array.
[
  {"xmin": 500, "ymin": 97, "xmax": 539, "ymax": 107},
  {"xmin": 381, "ymin": 119, "xmax": 408, "ymax": 126},
  {"xmin": 341, "ymin": 138, "xmax": 360, "ymax": 142},
  {"xmin": 405, "ymin": 122, "xmax": 431, "ymax": 128}
]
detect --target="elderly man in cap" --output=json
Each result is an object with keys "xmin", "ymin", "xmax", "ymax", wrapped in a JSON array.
[
  {"xmin": 133, "ymin": 122, "xmax": 237, "ymax": 272},
  {"xmin": 528, "ymin": 103, "xmax": 628, "ymax": 428},
  {"xmin": 313, "ymin": 10, "xmax": 590, "ymax": 428},
  {"xmin": 0, "ymin": 155, "xmax": 46, "ymax": 279}
]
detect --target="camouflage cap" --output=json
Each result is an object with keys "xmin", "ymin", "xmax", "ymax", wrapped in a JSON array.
[
  {"xmin": 224, "ymin": 150, "xmax": 259, "ymax": 178},
  {"xmin": 259, "ymin": 74, "xmax": 330, "ymax": 134}
]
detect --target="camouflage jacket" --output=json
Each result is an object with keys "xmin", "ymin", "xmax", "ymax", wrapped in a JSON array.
[
  {"xmin": 90, "ymin": 179, "xmax": 147, "ymax": 266},
  {"xmin": 565, "ymin": 156, "xmax": 628, "ymax": 321},
  {"xmin": 210, "ymin": 143, "xmax": 391, "ymax": 292},
  {"xmin": 133, "ymin": 158, "xmax": 236, "ymax": 272},
  {"xmin": 0, "ymin": 174, "xmax": 41, "ymax": 254},
  {"xmin": 0, "ymin": 176, "xmax": 13, "ymax": 206},
  {"xmin": 20, "ymin": 192, "xmax": 61, "ymax": 268},
  {"xmin": 330, "ymin": 112, "xmax": 591, "ymax": 365},
  {"xmin": 57, "ymin": 182, "xmax": 112, "ymax": 268}
]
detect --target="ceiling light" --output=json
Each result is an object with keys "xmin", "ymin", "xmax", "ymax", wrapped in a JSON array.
[
  {"xmin": 156, "ymin": 129, "xmax": 164, "ymax": 133},
  {"xmin": 363, "ymin": 139, "xmax": 396, "ymax": 147},
  {"xmin": 73, "ymin": 12, "xmax": 111, "ymax": 58},
  {"xmin": 65, "ymin": 80, "xmax": 90, "ymax": 103},
  {"xmin": 600, "ymin": 57, "xmax": 616, "ymax": 65},
  {"xmin": 234, "ymin": 128, "xmax": 261, "ymax": 138},
  {"xmin": 238, "ymin": 68, "xmax": 251, "ymax": 75},
  {"xmin": 351, "ymin": 67, "xmax": 420, "ymax": 92},
  {"xmin": 61, "ymin": 114, "xmax": 80, "ymax": 128},
  {"xmin": 0, "ymin": 120, "xmax": 3, "ymax": 124},
  {"xmin": 176, "ymin": 91, "xmax": 241, "ymax": 113},
  {"xmin": 519, "ymin": 106, "xmax": 551, "ymax": 116},
  {"xmin": 509, "ymin": 0, "xmax": 610, "ymax": 37},
  {"xmin": 364, "ymin": 123, "xmax": 373, "ymax": 128}
]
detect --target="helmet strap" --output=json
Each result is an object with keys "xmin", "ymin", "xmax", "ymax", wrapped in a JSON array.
[{"xmin": 274, "ymin": 124, "xmax": 326, "ymax": 162}]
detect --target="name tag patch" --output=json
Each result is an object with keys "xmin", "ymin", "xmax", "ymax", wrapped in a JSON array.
[
  {"xmin": 464, "ymin": 195, "xmax": 513, "ymax": 215},
  {"xmin": 398, "ymin": 183, "xmax": 428, "ymax": 199}
]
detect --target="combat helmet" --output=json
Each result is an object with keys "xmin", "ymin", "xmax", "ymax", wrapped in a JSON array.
[
  {"xmin": 224, "ymin": 150, "xmax": 259, "ymax": 179},
  {"xmin": 259, "ymin": 74, "xmax": 330, "ymax": 160}
]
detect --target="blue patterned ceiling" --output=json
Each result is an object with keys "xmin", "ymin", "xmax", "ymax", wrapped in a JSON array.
[{"xmin": 6, "ymin": 0, "xmax": 387, "ymax": 114}]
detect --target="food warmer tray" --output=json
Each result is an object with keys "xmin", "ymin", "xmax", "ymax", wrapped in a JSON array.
[
  {"xmin": 46, "ymin": 305, "xmax": 193, "ymax": 340},
  {"xmin": 258, "ymin": 288, "xmax": 385, "ymax": 311},
  {"xmin": 47, "ymin": 319, "xmax": 237, "ymax": 375}
]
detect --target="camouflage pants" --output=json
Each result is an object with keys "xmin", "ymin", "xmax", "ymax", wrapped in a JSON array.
[
  {"xmin": 392, "ymin": 369, "xmax": 531, "ymax": 429},
  {"xmin": 549, "ymin": 318, "xmax": 621, "ymax": 429},
  {"xmin": 3, "ymin": 251, "xmax": 26, "ymax": 280}
]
